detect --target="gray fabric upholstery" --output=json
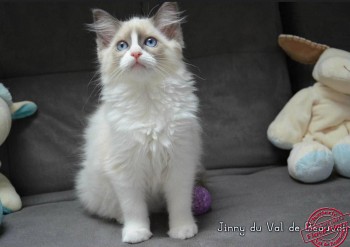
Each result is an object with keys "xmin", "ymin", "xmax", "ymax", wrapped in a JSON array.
[
  {"xmin": 193, "ymin": 53, "xmax": 290, "ymax": 169},
  {"xmin": 0, "ymin": 145, "xmax": 9, "ymax": 177},
  {"xmin": 175, "ymin": 2, "xmax": 283, "ymax": 59},
  {"xmin": 1, "ymin": 2, "xmax": 350, "ymax": 247},
  {"xmin": 0, "ymin": 1, "xmax": 141, "ymax": 79},
  {"xmin": 3, "ymin": 72, "xmax": 97, "ymax": 196},
  {"xmin": 1, "ymin": 167, "xmax": 350, "ymax": 247}
]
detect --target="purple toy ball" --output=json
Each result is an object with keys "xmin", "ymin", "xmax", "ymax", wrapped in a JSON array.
[{"xmin": 192, "ymin": 185, "xmax": 212, "ymax": 215}]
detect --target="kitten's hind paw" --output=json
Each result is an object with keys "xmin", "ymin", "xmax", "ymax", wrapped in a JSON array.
[
  {"xmin": 122, "ymin": 226, "xmax": 152, "ymax": 243},
  {"xmin": 168, "ymin": 223, "xmax": 198, "ymax": 240}
]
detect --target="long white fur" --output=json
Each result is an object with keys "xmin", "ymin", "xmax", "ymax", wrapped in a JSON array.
[{"xmin": 76, "ymin": 3, "xmax": 201, "ymax": 244}]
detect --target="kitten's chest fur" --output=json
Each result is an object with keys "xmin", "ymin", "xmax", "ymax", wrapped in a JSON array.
[
  {"xmin": 102, "ymin": 76, "xmax": 198, "ymax": 168},
  {"xmin": 100, "ymin": 77, "xmax": 198, "ymax": 208}
]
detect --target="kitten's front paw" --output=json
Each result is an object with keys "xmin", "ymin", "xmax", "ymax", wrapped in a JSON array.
[
  {"xmin": 122, "ymin": 226, "xmax": 152, "ymax": 244},
  {"xmin": 168, "ymin": 223, "xmax": 198, "ymax": 240}
]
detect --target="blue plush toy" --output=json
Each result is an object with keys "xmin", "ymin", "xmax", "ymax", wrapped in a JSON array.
[{"xmin": 0, "ymin": 83, "xmax": 37, "ymax": 226}]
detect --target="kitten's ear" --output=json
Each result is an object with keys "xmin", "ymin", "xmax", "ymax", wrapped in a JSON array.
[
  {"xmin": 153, "ymin": 2, "xmax": 185, "ymax": 47},
  {"xmin": 87, "ymin": 9, "xmax": 120, "ymax": 49}
]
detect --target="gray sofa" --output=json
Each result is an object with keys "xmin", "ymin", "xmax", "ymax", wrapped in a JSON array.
[{"xmin": 1, "ymin": 1, "xmax": 350, "ymax": 247}]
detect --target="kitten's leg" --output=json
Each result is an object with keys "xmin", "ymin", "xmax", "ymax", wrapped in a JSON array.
[
  {"xmin": 76, "ymin": 166, "xmax": 123, "ymax": 223},
  {"xmin": 109, "ymin": 173, "xmax": 152, "ymax": 243},
  {"xmin": 165, "ymin": 156, "xmax": 198, "ymax": 239}
]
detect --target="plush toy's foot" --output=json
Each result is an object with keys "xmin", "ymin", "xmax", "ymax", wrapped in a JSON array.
[
  {"xmin": 192, "ymin": 186, "xmax": 211, "ymax": 216},
  {"xmin": 288, "ymin": 141, "xmax": 334, "ymax": 183},
  {"xmin": 332, "ymin": 136, "xmax": 350, "ymax": 178}
]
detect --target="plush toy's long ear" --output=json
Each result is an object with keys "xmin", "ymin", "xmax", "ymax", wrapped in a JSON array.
[
  {"xmin": 278, "ymin": 34, "xmax": 329, "ymax": 64},
  {"xmin": 11, "ymin": 101, "xmax": 37, "ymax": 120}
]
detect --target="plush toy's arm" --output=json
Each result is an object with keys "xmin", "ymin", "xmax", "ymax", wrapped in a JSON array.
[
  {"xmin": 11, "ymin": 101, "xmax": 37, "ymax": 120},
  {"xmin": 267, "ymin": 87, "xmax": 314, "ymax": 150}
]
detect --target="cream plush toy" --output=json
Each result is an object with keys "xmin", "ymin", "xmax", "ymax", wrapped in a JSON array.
[
  {"xmin": 0, "ymin": 83, "xmax": 37, "ymax": 224},
  {"xmin": 268, "ymin": 34, "xmax": 350, "ymax": 183}
]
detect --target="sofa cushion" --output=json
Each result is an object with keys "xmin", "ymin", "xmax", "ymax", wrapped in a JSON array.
[
  {"xmin": 193, "ymin": 53, "xmax": 290, "ymax": 169},
  {"xmin": 1, "ymin": 166, "xmax": 349, "ymax": 247},
  {"xmin": 0, "ymin": 1, "xmax": 142, "ymax": 79},
  {"xmin": 181, "ymin": 2, "xmax": 284, "ymax": 59},
  {"xmin": 3, "ymin": 72, "xmax": 98, "ymax": 196}
]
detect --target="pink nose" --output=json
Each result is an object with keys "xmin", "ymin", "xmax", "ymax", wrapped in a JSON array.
[{"xmin": 131, "ymin": 51, "xmax": 142, "ymax": 59}]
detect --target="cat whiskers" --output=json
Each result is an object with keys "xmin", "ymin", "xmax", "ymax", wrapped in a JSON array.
[
  {"xmin": 182, "ymin": 60, "xmax": 205, "ymax": 81},
  {"xmin": 153, "ymin": 56, "xmax": 177, "ymax": 76},
  {"xmin": 154, "ymin": 65, "xmax": 171, "ymax": 79},
  {"xmin": 156, "ymin": 54, "xmax": 204, "ymax": 81},
  {"xmin": 137, "ymin": 56, "xmax": 171, "ymax": 80},
  {"xmin": 87, "ymin": 70, "xmax": 103, "ymax": 102},
  {"xmin": 110, "ymin": 68, "xmax": 126, "ymax": 82},
  {"xmin": 81, "ymin": 70, "xmax": 103, "ymax": 121}
]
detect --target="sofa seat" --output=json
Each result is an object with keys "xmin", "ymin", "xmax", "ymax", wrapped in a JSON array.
[{"xmin": 1, "ymin": 166, "xmax": 349, "ymax": 247}]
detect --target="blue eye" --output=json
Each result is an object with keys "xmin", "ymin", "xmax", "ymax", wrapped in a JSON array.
[
  {"xmin": 144, "ymin": 37, "xmax": 157, "ymax": 47},
  {"xmin": 116, "ymin": 41, "xmax": 128, "ymax": 51}
]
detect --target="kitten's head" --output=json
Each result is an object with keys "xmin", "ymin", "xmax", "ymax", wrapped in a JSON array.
[{"xmin": 89, "ymin": 2, "xmax": 185, "ymax": 83}]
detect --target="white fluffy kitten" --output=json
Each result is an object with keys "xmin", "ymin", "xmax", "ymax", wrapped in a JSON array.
[{"xmin": 75, "ymin": 2, "xmax": 202, "ymax": 244}]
